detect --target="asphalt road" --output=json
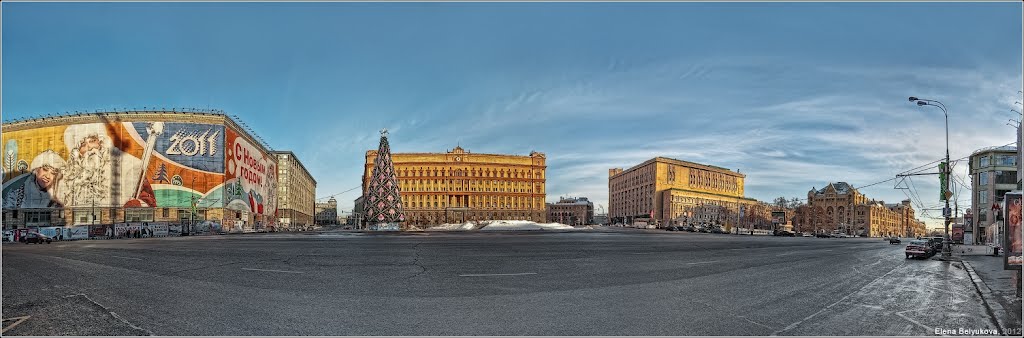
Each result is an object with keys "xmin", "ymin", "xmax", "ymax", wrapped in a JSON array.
[{"xmin": 1, "ymin": 228, "xmax": 1004, "ymax": 336}]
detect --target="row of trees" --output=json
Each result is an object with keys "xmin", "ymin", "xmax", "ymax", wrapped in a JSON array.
[{"xmin": 772, "ymin": 197, "xmax": 805, "ymax": 210}]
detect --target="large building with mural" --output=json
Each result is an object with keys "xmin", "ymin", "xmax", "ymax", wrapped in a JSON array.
[
  {"xmin": 609, "ymin": 157, "xmax": 768, "ymax": 229},
  {"xmin": 360, "ymin": 145, "xmax": 547, "ymax": 226},
  {"xmin": 1, "ymin": 111, "xmax": 279, "ymax": 234},
  {"xmin": 793, "ymin": 182, "xmax": 927, "ymax": 237}
]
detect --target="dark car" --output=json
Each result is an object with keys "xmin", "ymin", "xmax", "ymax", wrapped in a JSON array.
[
  {"xmin": 815, "ymin": 233, "xmax": 831, "ymax": 238},
  {"xmin": 779, "ymin": 231, "xmax": 796, "ymax": 237},
  {"xmin": 889, "ymin": 237, "xmax": 902, "ymax": 244},
  {"xmin": 684, "ymin": 225, "xmax": 696, "ymax": 232},
  {"xmin": 905, "ymin": 239, "xmax": 934, "ymax": 259},
  {"xmin": 665, "ymin": 226, "xmax": 679, "ymax": 231},
  {"xmin": 24, "ymin": 233, "xmax": 52, "ymax": 244},
  {"xmin": 926, "ymin": 237, "xmax": 944, "ymax": 251}
]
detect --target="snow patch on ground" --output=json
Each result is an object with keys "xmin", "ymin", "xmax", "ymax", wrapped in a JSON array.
[
  {"xmin": 479, "ymin": 220, "xmax": 575, "ymax": 231},
  {"xmin": 426, "ymin": 222, "xmax": 478, "ymax": 231}
]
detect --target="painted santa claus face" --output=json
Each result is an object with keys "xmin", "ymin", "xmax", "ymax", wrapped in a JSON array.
[{"xmin": 33, "ymin": 165, "xmax": 60, "ymax": 190}]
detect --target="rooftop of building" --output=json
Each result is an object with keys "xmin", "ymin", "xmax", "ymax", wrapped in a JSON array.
[
  {"xmin": 812, "ymin": 182, "xmax": 856, "ymax": 195},
  {"xmin": 270, "ymin": 150, "xmax": 317, "ymax": 185},
  {"xmin": 970, "ymin": 144, "xmax": 1018, "ymax": 157},
  {"xmin": 611, "ymin": 157, "xmax": 744, "ymax": 178},
  {"xmin": 1, "ymin": 109, "xmax": 276, "ymax": 157},
  {"xmin": 366, "ymin": 145, "xmax": 545, "ymax": 159},
  {"xmin": 550, "ymin": 197, "xmax": 593, "ymax": 205}
]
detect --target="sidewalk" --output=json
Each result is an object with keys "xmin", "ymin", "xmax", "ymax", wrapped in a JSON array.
[{"xmin": 959, "ymin": 254, "xmax": 1023, "ymax": 335}]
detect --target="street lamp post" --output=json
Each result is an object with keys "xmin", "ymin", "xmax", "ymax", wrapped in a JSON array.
[{"xmin": 909, "ymin": 96, "xmax": 952, "ymax": 259}]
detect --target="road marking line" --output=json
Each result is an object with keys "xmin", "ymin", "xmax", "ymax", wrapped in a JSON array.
[
  {"xmin": 241, "ymin": 268, "xmax": 305, "ymax": 274},
  {"xmin": 771, "ymin": 261, "xmax": 905, "ymax": 336},
  {"xmin": 896, "ymin": 309, "xmax": 942, "ymax": 336},
  {"xmin": 1, "ymin": 316, "xmax": 31, "ymax": 334},
  {"xmin": 459, "ymin": 272, "xmax": 537, "ymax": 277},
  {"xmin": 110, "ymin": 255, "xmax": 142, "ymax": 261},
  {"xmin": 686, "ymin": 261, "xmax": 719, "ymax": 265}
]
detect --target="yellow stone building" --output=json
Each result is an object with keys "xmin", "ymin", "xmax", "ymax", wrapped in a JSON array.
[
  {"xmin": 609, "ymin": 157, "xmax": 764, "ymax": 228},
  {"xmin": 794, "ymin": 182, "xmax": 927, "ymax": 237},
  {"xmin": 361, "ymin": 146, "xmax": 546, "ymax": 226}
]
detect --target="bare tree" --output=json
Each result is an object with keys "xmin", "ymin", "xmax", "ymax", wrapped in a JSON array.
[{"xmin": 773, "ymin": 197, "xmax": 787, "ymax": 210}]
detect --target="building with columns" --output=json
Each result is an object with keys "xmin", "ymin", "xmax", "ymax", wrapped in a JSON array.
[
  {"xmin": 361, "ymin": 146, "xmax": 547, "ymax": 226},
  {"xmin": 794, "ymin": 182, "xmax": 926, "ymax": 237}
]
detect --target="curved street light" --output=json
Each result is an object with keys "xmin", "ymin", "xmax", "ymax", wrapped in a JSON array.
[{"xmin": 908, "ymin": 96, "xmax": 952, "ymax": 259}]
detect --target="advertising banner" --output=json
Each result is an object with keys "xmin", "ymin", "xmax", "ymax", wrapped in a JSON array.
[
  {"xmin": 68, "ymin": 226, "xmax": 90, "ymax": 240},
  {"xmin": 151, "ymin": 223, "xmax": 169, "ymax": 237},
  {"xmin": 771, "ymin": 211, "xmax": 786, "ymax": 225},
  {"xmin": 168, "ymin": 224, "xmax": 182, "ymax": 236},
  {"xmin": 952, "ymin": 224, "xmax": 964, "ymax": 244},
  {"xmin": 2, "ymin": 121, "xmax": 225, "ymax": 210},
  {"xmin": 1004, "ymin": 192, "xmax": 1022, "ymax": 270},
  {"xmin": 38, "ymin": 226, "xmax": 62, "ymax": 239},
  {"xmin": 224, "ymin": 128, "xmax": 277, "ymax": 223}
]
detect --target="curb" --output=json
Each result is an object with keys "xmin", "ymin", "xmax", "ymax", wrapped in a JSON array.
[{"xmin": 961, "ymin": 260, "xmax": 1015, "ymax": 335}]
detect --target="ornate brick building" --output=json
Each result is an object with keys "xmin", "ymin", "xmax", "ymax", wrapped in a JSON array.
[
  {"xmin": 794, "ymin": 182, "xmax": 926, "ymax": 237},
  {"xmin": 546, "ymin": 197, "xmax": 594, "ymax": 225},
  {"xmin": 360, "ymin": 146, "xmax": 546, "ymax": 226},
  {"xmin": 608, "ymin": 157, "xmax": 766, "ymax": 229}
]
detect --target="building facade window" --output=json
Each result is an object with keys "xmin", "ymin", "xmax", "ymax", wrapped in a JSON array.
[
  {"xmin": 1000, "ymin": 155, "xmax": 1016, "ymax": 167},
  {"xmin": 979, "ymin": 172, "xmax": 989, "ymax": 185},
  {"xmin": 125, "ymin": 208, "xmax": 155, "ymax": 222},
  {"xmin": 995, "ymin": 171, "xmax": 1017, "ymax": 185},
  {"xmin": 980, "ymin": 156, "xmax": 990, "ymax": 168}
]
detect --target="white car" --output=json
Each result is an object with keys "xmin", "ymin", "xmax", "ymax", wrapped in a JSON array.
[{"xmin": 2, "ymin": 231, "xmax": 13, "ymax": 242}]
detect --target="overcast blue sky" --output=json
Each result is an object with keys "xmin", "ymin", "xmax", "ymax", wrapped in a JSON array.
[{"xmin": 3, "ymin": 2, "xmax": 1022, "ymax": 228}]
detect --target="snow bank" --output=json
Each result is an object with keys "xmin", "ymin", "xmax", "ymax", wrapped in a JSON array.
[
  {"xmin": 479, "ymin": 220, "xmax": 575, "ymax": 231},
  {"xmin": 426, "ymin": 222, "xmax": 477, "ymax": 231}
]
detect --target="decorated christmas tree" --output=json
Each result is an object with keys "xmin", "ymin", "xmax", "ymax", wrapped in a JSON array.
[{"xmin": 364, "ymin": 128, "xmax": 406, "ymax": 231}]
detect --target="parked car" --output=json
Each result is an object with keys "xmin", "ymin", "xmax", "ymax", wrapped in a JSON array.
[
  {"xmin": 801, "ymin": 232, "xmax": 813, "ymax": 237},
  {"xmin": 926, "ymin": 237, "xmax": 944, "ymax": 251},
  {"xmin": 905, "ymin": 239, "xmax": 934, "ymax": 258},
  {"xmin": 665, "ymin": 226, "xmax": 679, "ymax": 231},
  {"xmin": 815, "ymin": 233, "xmax": 831, "ymax": 238},
  {"xmin": 711, "ymin": 227, "xmax": 726, "ymax": 234},
  {"xmin": 684, "ymin": 225, "xmax": 696, "ymax": 232},
  {"xmin": 779, "ymin": 231, "xmax": 796, "ymax": 237},
  {"xmin": 889, "ymin": 237, "xmax": 902, "ymax": 244},
  {"xmin": 2, "ymin": 230, "xmax": 13, "ymax": 242},
  {"xmin": 24, "ymin": 233, "xmax": 52, "ymax": 244}
]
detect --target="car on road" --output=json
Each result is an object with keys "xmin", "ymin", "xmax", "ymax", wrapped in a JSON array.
[
  {"xmin": 802, "ymin": 232, "xmax": 813, "ymax": 237},
  {"xmin": 2, "ymin": 230, "xmax": 13, "ymax": 242},
  {"xmin": 815, "ymin": 233, "xmax": 831, "ymax": 238},
  {"xmin": 776, "ymin": 231, "xmax": 796, "ymax": 237},
  {"xmin": 710, "ymin": 227, "xmax": 726, "ymax": 234},
  {"xmin": 665, "ymin": 226, "xmax": 680, "ymax": 231},
  {"xmin": 683, "ymin": 225, "xmax": 696, "ymax": 232},
  {"xmin": 889, "ymin": 237, "xmax": 902, "ymax": 244},
  {"xmin": 23, "ymin": 233, "xmax": 52, "ymax": 244},
  {"xmin": 925, "ymin": 237, "xmax": 944, "ymax": 251},
  {"xmin": 905, "ymin": 239, "xmax": 934, "ymax": 259}
]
